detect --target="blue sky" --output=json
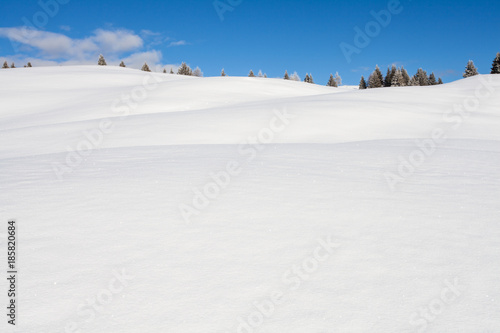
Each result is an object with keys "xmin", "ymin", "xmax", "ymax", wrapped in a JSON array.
[{"xmin": 0, "ymin": 0, "xmax": 499, "ymax": 84}]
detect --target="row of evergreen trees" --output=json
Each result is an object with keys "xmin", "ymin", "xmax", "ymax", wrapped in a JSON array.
[
  {"xmin": 98, "ymin": 55, "xmax": 203, "ymax": 77},
  {"xmin": 240, "ymin": 69, "xmax": 343, "ymax": 87},
  {"xmin": 462, "ymin": 55, "xmax": 500, "ymax": 77},
  {"xmin": 359, "ymin": 65, "xmax": 443, "ymax": 89},
  {"xmin": 2, "ymin": 61, "xmax": 32, "ymax": 68},
  {"xmin": 359, "ymin": 53, "xmax": 500, "ymax": 89},
  {"xmin": 8, "ymin": 52, "xmax": 499, "ymax": 86}
]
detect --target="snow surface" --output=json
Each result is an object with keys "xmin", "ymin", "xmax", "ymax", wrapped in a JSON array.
[{"xmin": 1, "ymin": 66, "xmax": 499, "ymax": 332}]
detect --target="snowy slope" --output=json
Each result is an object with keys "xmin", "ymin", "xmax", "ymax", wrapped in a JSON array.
[{"xmin": 1, "ymin": 66, "xmax": 499, "ymax": 332}]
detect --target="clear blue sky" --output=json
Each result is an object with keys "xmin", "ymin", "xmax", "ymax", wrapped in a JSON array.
[{"xmin": 0, "ymin": 0, "xmax": 499, "ymax": 84}]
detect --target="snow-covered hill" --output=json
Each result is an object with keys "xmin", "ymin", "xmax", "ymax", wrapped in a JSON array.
[{"xmin": 1, "ymin": 66, "xmax": 499, "ymax": 332}]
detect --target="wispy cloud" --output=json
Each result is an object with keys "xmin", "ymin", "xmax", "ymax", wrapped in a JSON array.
[
  {"xmin": 168, "ymin": 40, "xmax": 187, "ymax": 47},
  {"xmin": 435, "ymin": 69, "xmax": 460, "ymax": 78},
  {"xmin": 351, "ymin": 66, "xmax": 370, "ymax": 73}
]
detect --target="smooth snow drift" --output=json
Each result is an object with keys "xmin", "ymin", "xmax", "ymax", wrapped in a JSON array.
[{"xmin": 0, "ymin": 66, "xmax": 499, "ymax": 332}]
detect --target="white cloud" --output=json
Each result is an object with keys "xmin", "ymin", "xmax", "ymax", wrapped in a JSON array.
[
  {"xmin": 60, "ymin": 25, "xmax": 71, "ymax": 32},
  {"xmin": 121, "ymin": 50, "xmax": 162, "ymax": 69},
  {"xmin": 0, "ymin": 27, "xmax": 186, "ymax": 72},
  {"xmin": 0, "ymin": 27, "xmax": 143, "ymax": 59},
  {"xmin": 351, "ymin": 66, "xmax": 370, "ymax": 73},
  {"xmin": 168, "ymin": 40, "xmax": 187, "ymax": 47},
  {"xmin": 93, "ymin": 28, "xmax": 143, "ymax": 53}
]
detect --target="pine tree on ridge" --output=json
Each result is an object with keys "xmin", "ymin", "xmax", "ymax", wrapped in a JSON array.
[{"xmin": 98, "ymin": 54, "xmax": 107, "ymax": 66}]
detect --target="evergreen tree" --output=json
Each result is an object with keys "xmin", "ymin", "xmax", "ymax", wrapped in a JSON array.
[
  {"xmin": 27, "ymin": 62, "xmax": 32, "ymax": 68},
  {"xmin": 10, "ymin": 62, "xmax": 15, "ymax": 68},
  {"xmin": 334, "ymin": 72, "xmax": 342, "ymax": 86},
  {"xmin": 163, "ymin": 69, "xmax": 167, "ymax": 73},
  {"xmin": 170, "ymin": 68, "xmax": 174, "ymax": 74},
  {"xmin": 368, "ymin": 66, "xmax": 384, "ymax": 88},
  {"xmin": 221, "ymin": 69, "xmax": 226, "ymax": 76},
  {"xmin": 491, "ymin": 52, "xmax": 500, "ymax": 74},
  {"xmin": 263, "ymin": 73, "xmax": 268, "ymax": 78},
  {"xmin": 384, "ymin": 67, "xmax": 392, "ymax": 87},
  {"xmin": 141, "ymin": 62, "xmax": 151, "ymax": 72},
  {"xmin": 391, "ymin": 69, "xmax": 405, "ymax": 87},
  {"xmin": 463, "ymin": 60, "xmax": 479, "ymax": 78},
  {"xmin": 194, "ymin": 67, "xmax": 202, "ymax": 76},
  {"xmin": 257, "ymin": 70, "xmax": 263, "ymax": 78},
  {"xmin": 284, "ymin": 70, "xmax": 290, "ymax": 80},
  {"xmin": 409, "ymin": 75, "xmax": 419, "ymax": 86},
  {"xmin": 415, "ymin": 68, "xmax": 429, "ymax": 86},
  {"xmin": 178, "ymin": 62, "xmax": 192, "ymax": 75},
  {"xmin": 119, "ymin": 61, "xmax": 126, "ymax": 67},
  {"xmin": 438, "ymin": 78, "xmax": 444, "ymax": 84},
  {"xmin": 309, "ymin": 74, "xmax": 314, "ymax": 84},
  {"xmin": 359, "ymin": 76, "xmax": 367, "ymax": 89},
  {"xmin": 384, "ymin": 65, "xmax": 397, "ymax": 87},
  {"xmin": 248, "ymin": 70, "xmax": 255, "ymax": 77},
  {"xmin": 2, "ymin": 61, "xmax": 8, "ymax": 69},
  {"xmin": 304, "ymin": 74, "xmax": 310, "ymax": 83},
  {"xmin": 193, "ymin": 67, "xmax": 203, "ymax": 77},
  {"xmin": 98, "ymin": 54, "xmax": 107, "ymax": 66},
  {"xmin": 327, "ymin": 74, "xmax": 337, "ymax": 87},
  {"xmin": 428, "ymin": 72, "xmax": 437, "ymax": 85},
  {"xmin": 290, "ymin": 72, "xmax": 300, "ymax": 81},
  {"xmin": 401, "ymin": 67, "xmax": 411, "ymax": 86}
]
